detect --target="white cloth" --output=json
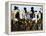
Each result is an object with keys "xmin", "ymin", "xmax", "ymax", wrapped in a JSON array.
[
  {"xmin": 19, "ymin": 10, "xmax": 25, "ymax": 19},
  {"xmin": 32, "ymin": 11, "xmax": 41, "ymax": 23},
  {"xmin": 11, "ymin": 10, "xmax": 20, "ymax": 21}
]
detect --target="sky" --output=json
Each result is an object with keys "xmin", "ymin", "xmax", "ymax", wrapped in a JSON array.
[{"xmin": 11, "ymin": 5, "xmax": 43, "ymax": 12}]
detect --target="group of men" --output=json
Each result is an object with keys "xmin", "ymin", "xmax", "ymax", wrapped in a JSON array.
[
  {"xmin": 11, "ymin": 6, "xmax": 43, "ymax": 31},
  {"xmin": 11, "ymin": 6, "xmax": 42, "ymax": 23}
]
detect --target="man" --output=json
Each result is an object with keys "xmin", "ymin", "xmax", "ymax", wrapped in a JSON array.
[
  {"xmin": 11, "ymin": 6, "xmax": 20, "ymax": 21},
  {"xmin": 30, "ymin": 7, "xmax": 34, "ymax": 19},
  {"xmin": 11, "ymin": 6, "xmax": 20, "ymax": 31},
  {"xmin": 24, "ymin": 7, "xmax": 27, "ymax": 19},
  {"xmin": 20, "ymin": 7, "xmax": 27, "ymax": 19}
]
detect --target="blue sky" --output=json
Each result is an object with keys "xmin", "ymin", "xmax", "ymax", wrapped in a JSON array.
[{"xmin": 11, "ymin": 5, "xmax": 43, "ymax": 12}]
